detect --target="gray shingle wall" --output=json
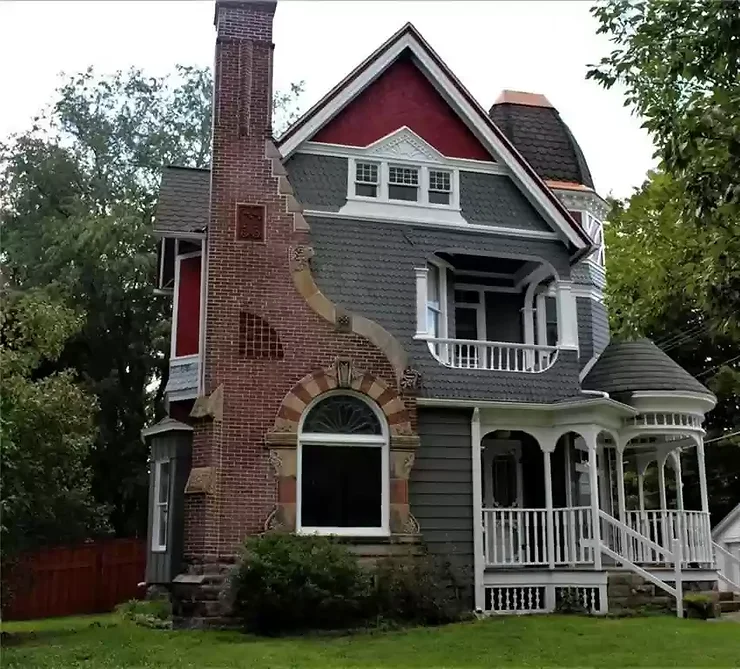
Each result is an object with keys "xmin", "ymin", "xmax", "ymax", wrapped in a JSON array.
[
  {"xmin": 410, "ymin": 408, "xmax": 473, "ymax": 596},
  {"xmin": 154, "ymin": 167, "xmax": 210, "ymax": 235},
  {"xmin": 459, "ymin": 172, "xmax": 553, "ymax": 232},
  {"xmin": 310, "ymin": 215, "xmax": 581, "ymax": 402},
  {"xmin": 576, "ymin": 297, "xmax": 610, "ymax": 369},
  {"xmin": 284, "ymin": 154, "xmax": 347, "ymax": 212}
]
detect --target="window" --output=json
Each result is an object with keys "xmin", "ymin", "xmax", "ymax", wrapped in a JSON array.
[
  {"xmin": 583, "ymin": 212, "xmax": 605, "ymax": 267},
  {"xmin": 152, "ymin": 460, "xmax": 171, "ymax": 551},
  {"xmin": 427, "ymin": 263, "xmax": 441, "ymax": 338},
  {"xmin": 428, "ymin": 170, "xmax": 451, "ymax": 205},
  {"xmin": 298, "ymin": 393, "xmax": 388, "ymax": 536},
  {"xmin": 355, "ymin": 161, "xmax": 379, "ymax": 198},
  {"xmin": 388, "ymin": 165, "xmax": 419, "ymax": 201}
]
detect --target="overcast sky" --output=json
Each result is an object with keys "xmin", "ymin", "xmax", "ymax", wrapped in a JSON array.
[{"xmin": 0, "ymin": 0, "xmax": 655, "ymax": 198}]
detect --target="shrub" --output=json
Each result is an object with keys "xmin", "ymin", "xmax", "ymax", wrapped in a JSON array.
[
  {"xmin": 227, "ymin": 533, "xmax": 372, "ymax": 635},
  {"xmin": 555, "ymin": 588, "xmax": 588, "ymax": 615},
  {"xmin": 371, "ymin": 553, "xmax": 468, "ymax": 625},
  {"xmin": 115, "ymin": 597, "xmax": 172, "ymax": 628},
  {"xmin": 683, "ymin": 592, "xmax": 719, "ymax": 620}
]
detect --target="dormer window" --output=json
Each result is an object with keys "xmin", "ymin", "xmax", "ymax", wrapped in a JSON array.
[
  {"xmin": 428, "ymin": 169, "xmax": 451, "ymax": 205},
  {"xmin": 355, "ymin": 161, "xmax": 379, "ymax": 197},
  {"xmin": 388, "ymin": 165, "xmax": 419, "ymax": 202}
]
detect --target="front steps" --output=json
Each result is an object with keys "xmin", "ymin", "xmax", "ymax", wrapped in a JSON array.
[{"xmin": 719, "ymin": 590, "xmax": 740, "ymax": 614}]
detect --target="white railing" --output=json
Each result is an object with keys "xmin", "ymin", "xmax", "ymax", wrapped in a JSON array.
[
  {"xmin": 483, "ymin": 508, "xmax": 548, "ymax": 566},
  {"xmin": 426, "ymin": 338, "xmax": 558, "ymax": 373},
  {"xmin": 552, "ymin": 507, "xmax": 595, "ymax": 566},
  {"xmin": 598, "ymin": 509, "xmax": 684, "ymax": 618},
  {"xmin": 623, "ymin": 510, "xmax": 713, "ymax": 566},
  {"xmin": 714, "ymin": 541, "xmax": 740, "ymax": 591}
]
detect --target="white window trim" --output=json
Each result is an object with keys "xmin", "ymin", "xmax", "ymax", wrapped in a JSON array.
[
  {"xmin": 152, "ymin": 459, "xmax": 171, "ymax": 553},
  {"xmin": 170, "ymin": 247, "xmax": 203, "ymax": 362},
  {"xmin": 425, "ymin": 258, "xmax": 449, "ymax": 339},
  {"xmin": 296, "ymin": 390, "xmax": 390, "ymax": 538}
]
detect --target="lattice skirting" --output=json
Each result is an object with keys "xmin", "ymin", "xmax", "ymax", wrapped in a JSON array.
[{"xmin": 484, "ymin": 584, "xmax": 607, "ymax": 615}]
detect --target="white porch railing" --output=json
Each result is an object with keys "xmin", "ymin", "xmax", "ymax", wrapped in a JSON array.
[
  {"xmin": 552, "ymin": 507, "xmax": 595, "ymax": 566},
  {"xmin": 623, "ymin": 510, "xmax": 713, "ymax": 566},
  {"xmin": 426, "ymin": 338, "xmax": 558, "ymax": 373}
]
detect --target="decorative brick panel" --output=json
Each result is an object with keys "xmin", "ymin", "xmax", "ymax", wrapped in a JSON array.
[
  {"xmin": 235, "ymin": 204, "xmax": 265, "ymax": 241},
  {"xmin": 238, "ymin": 312, "xmax": 284, "ymax": 359}
]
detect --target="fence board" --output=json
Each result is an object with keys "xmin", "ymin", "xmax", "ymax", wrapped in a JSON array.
[{"xmin": 2, "ymin": 538, "xmax": 146, "ymax": 620}]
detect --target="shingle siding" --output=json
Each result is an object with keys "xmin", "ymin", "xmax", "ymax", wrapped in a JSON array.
[
  {"xmin": 410, "ymin": 408, "xmax": 474, "ymax": 597},
  {"xmin": 310, "ymin": 215, "xmax": 581, "ymax": 402},
  {"xmin": 284, "ymin": 154, "xmax": 347, "ymax": 211},
  {"xmin": 577, "ymin": 297, "xmax": 610, "ymax": 369}
]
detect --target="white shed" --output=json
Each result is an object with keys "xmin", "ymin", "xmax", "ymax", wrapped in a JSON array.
[{"xmin": 713, "ymin": 503, "xmax": 740, "ymax": 592}]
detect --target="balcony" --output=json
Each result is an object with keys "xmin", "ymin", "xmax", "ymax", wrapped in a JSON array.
[
  {"xmin": 415, "ymin": 252, "xmax": 578, "ymax": 374},
  {"xmin": 424, "ymin": 338, "xmax": 558, "ymax": 373},
  {"xmin": 164, "ymin": 354, "xmax": 200, "ymax": 402}
]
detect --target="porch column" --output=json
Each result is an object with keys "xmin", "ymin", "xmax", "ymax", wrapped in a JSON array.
[
  {"xmin": 615, "ymin": 440, "xmax": 628, "ymax": 560},
  {"xmin": 414, "ymin": 267, "xmax": 428, "ymax": 337},
  {"xmin": 586, "ymin": 432, "xmax": 602, "ymax": 570},
  {"xmin": 471, "ymin": 408, "xmax": 485, "ymax": 612},
  {"xmin": 671, "ymin": 450, "xmax": 684, "ymax": 511},
  {"xmin": 541, "ymin": 438, "xmax": 556, "ymax": 569},
  {"xmin": 555, "ymin": 281, "xmax": 578, "ymax": 351},
  {"xmin": 696, "ymin": 436, "xmax": 710, "ymax": 514}
]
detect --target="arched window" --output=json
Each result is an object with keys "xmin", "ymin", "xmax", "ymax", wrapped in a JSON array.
[{"xmin": 298, "ymin": 391, "xmax": 389, "ymax": 536}]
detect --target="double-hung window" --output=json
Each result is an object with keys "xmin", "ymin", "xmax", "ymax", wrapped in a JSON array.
[
  {"xmin": 152, "ymin": 459, "xmax": 171, "ymax": 552},
  {"xmin": 426, "ymin": 263, "xmax": 442, "ymax": 338},
  {"xmin": 428, "ymin": 170, "xmax": 452, "ymax": 205},
  {"xmin": 355, "ymin": 161, "xmax": 379, "ymax": 198},
  {"xmin": 388, "ymin": 165, "xmax": 419, "ymax": 202}
]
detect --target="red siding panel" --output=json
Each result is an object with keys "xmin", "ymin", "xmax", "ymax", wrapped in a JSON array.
[
  {"xmin": 313, "ymin": 58, "xmax": 493, "ymax": 161},
  {"xmin": 176, "ymin": 256, "xmax": 201, "ymax": 357}
]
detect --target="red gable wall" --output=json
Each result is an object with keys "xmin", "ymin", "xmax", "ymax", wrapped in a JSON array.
[
  {"xmin": 175, "ymin": 255, "xmax": 201, "ymax": 357},
  {"xmin": 313, "ymin": 58, "xmax": 492, "ymax": 161}
]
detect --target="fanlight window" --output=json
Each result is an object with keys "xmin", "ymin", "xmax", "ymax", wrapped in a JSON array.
[{"xmin": 299, "ymin": 392, "xmax": 388, "ymax": 536}]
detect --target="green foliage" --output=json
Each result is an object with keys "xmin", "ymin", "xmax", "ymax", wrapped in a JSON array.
[
  {"xmin": 683, "ymin": 592, "xmax": 719, "ymax": 620},
  {"xmin": 372, "ymin": 555, "xmax": 468, "ymax": 626},
  {"xmin": 555, "ymin": 588, "xmax": 588, "ymax": 615},
  {"xmin": 227, "ymin": 533, "xmax": 372, "ymax": 635},
  {"xmin": 588, "ymin": 1, "xmax": 740, "ymax": 241},
  {"xmin": 0, "ymin": 289, "xmax": 109, "ymax": 567},
  {"xmin": 116, "ymin": 598, "xmax": 172, "ymax": 628},
  {"xmin": 0, "ymin": 67, "xmax": 304, "ymax": 537}
]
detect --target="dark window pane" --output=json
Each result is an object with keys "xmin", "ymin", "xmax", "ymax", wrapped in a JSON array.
[
  {"xmin": 455, "ymin": 307, "xmax": 478, "ymax": 340},
  {"xmin": 303, "ymin": 396, "xmax": 381, "ymax": 435},
  {"xmin": 301, "ymin": 445, "xmax": 381, "ymax": 528},
  {"xmin": 429, "ymin": 190, "xmax": 450, "ymax": 205},
  {"xmin": 388, "ymin": 184, "xmax": 418, "ymax": 201},
  {"xmin": 355, "ymin": 183, "xmax": 377, "ymax": 197}
]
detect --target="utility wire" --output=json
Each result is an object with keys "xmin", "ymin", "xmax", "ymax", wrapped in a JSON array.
[
  {"xmin": 704, "ymin": 430, "xmax": 740, "ymax": 445},
  {"xmin": 696, "ymin": 353, "xmax": 740, "ymax": 379}
]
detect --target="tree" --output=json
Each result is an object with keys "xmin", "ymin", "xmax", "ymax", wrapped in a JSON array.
[
  {"xmin": 1, "ymin": 288, "xmax": 109, "ymax": 565},
  {"xmin": 588, "ymin": 0, "xmax": 740, "ymax": 336},
  {"xmin": 604, "ymin": 170, "xmax": 740, "ymax": 522},
  {"xmin": 0, "ymin": 67, "xmax": 304, "ymax": 537}
]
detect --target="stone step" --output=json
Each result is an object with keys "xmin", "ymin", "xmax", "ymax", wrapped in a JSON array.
[
  {"xmin": 720, "ymin": 599, "xmax": 740, "ymax": 613},
  {"xmin": 718, "ymin": 590, "xmax": 739, "ymax": 602}
]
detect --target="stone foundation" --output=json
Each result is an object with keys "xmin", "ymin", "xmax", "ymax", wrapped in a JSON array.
[{"xmin": 607, "ymin": 571, "xmax": 717, "ymax": 614}]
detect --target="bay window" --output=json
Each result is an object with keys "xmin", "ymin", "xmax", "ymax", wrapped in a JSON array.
[{"xmin": 298, "ymin": 392, "xmax": 389, "ymax": 536}]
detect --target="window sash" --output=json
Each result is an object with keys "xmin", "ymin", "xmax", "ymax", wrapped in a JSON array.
[
  {"xmin": 388, "ymin": 165, "xmax": 419, "ymax": 186},
  {"xmin": 152, "ymin": 460, "xmax": 171, "ymax": 552},
  {"xmin": 355, "ymin": 162, "xmax": 379, "ymax": 184},
  {"xmin": 428, "ymin": 170, "xmax": 451, "ymax": 193}
]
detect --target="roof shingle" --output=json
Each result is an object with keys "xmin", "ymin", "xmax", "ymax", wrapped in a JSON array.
[{"xmin": 154, "ymin": 166, "xmax": 210, "ymax": 235}]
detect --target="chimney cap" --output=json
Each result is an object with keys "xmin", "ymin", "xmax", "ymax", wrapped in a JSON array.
[
  {"xmin": 493, "ymin": 90, "xmax": 553, "ymax": 108},
  {"xmin": 214, "ymin": 1, "xmax": 277, "ymax": 26}
]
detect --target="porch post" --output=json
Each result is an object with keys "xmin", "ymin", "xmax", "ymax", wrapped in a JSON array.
[
  {"xmin": 471, "ymin": 408, "xmax": 485, "ymax": 612},
  {"xmin": 671, "ymin": 450, "xmax": 684, "ymax": 512},
  {"xmin": 657, "ymin": 455, "xmax": 668, "ymax": 512},
  {"xmin": 586, "ymin": 432, "xmax": 602, "ymax": 570},
  {"xmin": 541, "ymin": 437, "xmax": 556, "ymax": 569},
  {"xmin": 637, "ymin": 471, "xmax": 646, "ymax": 512},
  {"xmin": 414, "ymin": 266, "xmax": 428, "ymax": 337},
  {"xmin": 696, "ymin": 436, "xmax": 709, "ymax": 514},
  {"xmin": 615, "ymin": 440, "xmax": 628, "ymax": 560}
]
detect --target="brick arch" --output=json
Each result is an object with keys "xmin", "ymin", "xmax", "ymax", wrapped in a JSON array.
[{"xmin": 273, "ymin": 363, "xmax": 412, "ymax": 437}]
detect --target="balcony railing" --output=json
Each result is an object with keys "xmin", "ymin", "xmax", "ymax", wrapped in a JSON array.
[{"xmin": 425, "ymin": 338, "xmax": 558, "ymax": 373}]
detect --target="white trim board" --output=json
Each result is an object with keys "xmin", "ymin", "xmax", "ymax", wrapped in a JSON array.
[{"xmin": 277, "ymin": 25, "xmax": 590, "ymax": 252}]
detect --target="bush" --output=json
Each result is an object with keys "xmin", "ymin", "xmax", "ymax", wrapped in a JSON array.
[
  {"xmin": 555, "ymin": 588, "xmax": 588, "ymax": 615},
  {"xmin": 683, "ymin": 592, "xmax": 719, "ymax": 620},
  {"xmin": 371, "ymin": 554, "xmax": 468, "ymax": 625},
  {"xmin": 115, "ymin": 597, "xmax": 172, "ymax": 629},
  {"xmin": 227, "ymin": 533, "xmax": 372, "ymax": 635}
]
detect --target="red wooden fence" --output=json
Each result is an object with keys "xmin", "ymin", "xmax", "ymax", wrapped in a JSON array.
[{"xmin": 2, "ymin": 538, "xmax": 146, "ymax": 620}]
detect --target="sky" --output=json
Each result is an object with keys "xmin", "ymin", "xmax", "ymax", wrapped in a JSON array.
[{"xmin": 0, "ymin": 0, "xmax": 656, "ymax": 199}]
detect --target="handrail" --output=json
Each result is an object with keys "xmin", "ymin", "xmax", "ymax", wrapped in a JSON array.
[
  {"xmin": 714, "ymin": 541, "xmax": 740, "ymax": 591},
  {"xmin": 421, "ymin": 337, "xmax": 557, "ymax": 351},
  {"xmin": 598, "ymin": 509, "xmax": 673, "ymax": 559}
]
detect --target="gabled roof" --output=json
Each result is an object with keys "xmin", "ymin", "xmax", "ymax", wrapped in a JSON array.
[
  {"xmin": 154, "ymin": 166, "xmax": 210, "ymax": 236},
  {"xmin": 582, "ymin": 339, "xmax": 715, "ymax": 399},
  {"xmin": 489, "ymin": 94, "xmax": 595, "ymax": 189},
  {"xmin": 713, "ymin": 502, "xmax": 740, "ymax": 539},
  {"xmin": 276, "ymin": 23, "xmax": 592, "ymax": 254}
]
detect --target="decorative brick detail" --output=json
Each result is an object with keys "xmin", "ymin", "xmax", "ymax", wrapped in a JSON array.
[
  {"xmin": 238, "ymin": 311, "xmax": 284, "ymax": 359},
  {"xmin": 235, "ymin": 203, "xmax": 265, "ymax": 241},
  {"xmin": 185, "ymin": 467, "xmax": 216, "ymax": 495}
]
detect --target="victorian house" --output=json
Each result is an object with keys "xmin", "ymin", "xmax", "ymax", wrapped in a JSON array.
[{"xmin": 143, "ymin": 1, "xmax": 730, "ymax": 620}]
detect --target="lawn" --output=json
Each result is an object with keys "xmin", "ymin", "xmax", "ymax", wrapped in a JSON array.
[{"xmin": 3, "ymin": 614, "xmax": 739, "ymax": 668}]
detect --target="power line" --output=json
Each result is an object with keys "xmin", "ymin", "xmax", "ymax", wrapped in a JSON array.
[
  {"xmin": 704, "ymin": 430, "xmax": 740, "ymax": 445},
  {"xmin": 654, "ymin": 323, "xmax": 707, "ymax": 348},
  {"xmin": 662, "ymin": 323, "xmax": 717, "ymax": 353},
  {"xmin": 696, "ymin": 353, "xmax": 740, "ymax": 379}
]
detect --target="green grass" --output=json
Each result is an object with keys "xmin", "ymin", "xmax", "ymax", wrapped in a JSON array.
[{"xmin": 3, "ymin": 613, "xmax": 739, "ymax": 668}]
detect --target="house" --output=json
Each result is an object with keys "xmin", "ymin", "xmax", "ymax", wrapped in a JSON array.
[
  {"xmin": 713, "ymin": 503, "xmax": 740, "ymax": 592},
  {"xmin": 143, "ymin": 1, "xmax": 725, "ymax": 620}
]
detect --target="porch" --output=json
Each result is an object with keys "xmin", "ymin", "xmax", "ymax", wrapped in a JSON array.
[{"xmin": 469, "ymin": 391, "xmax": 719, "ymax": 616}]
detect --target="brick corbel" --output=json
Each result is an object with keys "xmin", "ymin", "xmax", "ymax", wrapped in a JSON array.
[{"xmin": 190, "ymin": 384, "xmax": 224, "ymax": 421}]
